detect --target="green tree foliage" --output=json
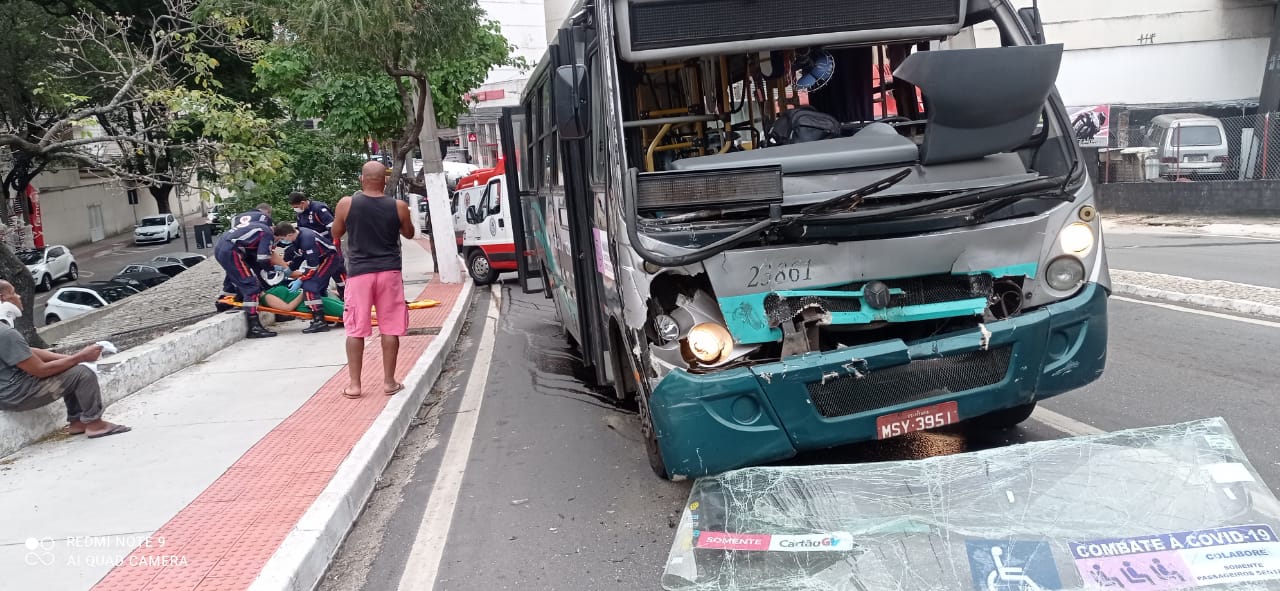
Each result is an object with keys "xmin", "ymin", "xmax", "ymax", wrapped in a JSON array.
[
  {"xmin": 243, "ymin": 0, "xmax": 520, "ymax": 188},
  {"xmin": 214, "ymin": 123, "xmax": 362, "ymax": 228},
  {"xmin": 254, "ymin": 44, "xmax": 404, "ymax": 145},
  {"xmin": 0, "ymin": 0, "xmax": 277, "ymax": 344}
]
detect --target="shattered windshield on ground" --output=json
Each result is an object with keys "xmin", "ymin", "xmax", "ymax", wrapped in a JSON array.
[{"xmin": 664, "ymin": 418, "xmax": 1280, "ymax": 590}]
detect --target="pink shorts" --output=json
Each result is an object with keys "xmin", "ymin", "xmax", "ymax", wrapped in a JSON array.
[{"xmin": 343, "ymin": 270, "xmax": 409, "ymax": 338}]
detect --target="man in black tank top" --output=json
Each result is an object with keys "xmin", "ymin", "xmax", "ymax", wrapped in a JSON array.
[{"xmin": 332, "ymin": 161, "xmax": 415, "ymax": 398}]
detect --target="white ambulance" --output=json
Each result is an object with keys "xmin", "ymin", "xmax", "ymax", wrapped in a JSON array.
[{"xmin": 452, "ymin": 159, "xmax": 515, "ymax": 284}]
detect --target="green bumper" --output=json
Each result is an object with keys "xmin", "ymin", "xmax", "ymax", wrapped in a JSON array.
[{"xmin": 649, "ymin": 282, "xmax": 1109, "ymax": 479}]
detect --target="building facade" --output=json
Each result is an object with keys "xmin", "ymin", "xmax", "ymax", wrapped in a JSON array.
[
  {"xmin": 16, "ymin": 168, "xmax": 203, "ymax": 250},
  {"xmin": 967, "ymin": 0, "xmax": 1275, "ymax": 111},
  {"xmin": 446, "ymin": 0, "xmax": 552, "ymax": 168}
]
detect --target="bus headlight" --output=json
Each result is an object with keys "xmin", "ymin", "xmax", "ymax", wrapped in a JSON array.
[
  {"xmin": 1045, "ymin": 256, "xmax": 1086, "ymax": 291},
  {"xmin": 685, "ymin": 322, "xmax": 733, "ymax": 364},
  {"xmin": 1058, "ymin": 222, "xmax": 1095, "ymax": 255},
  {"xmin": 653, "ymin": 314, "xmax": 680, "ymax": 344}
]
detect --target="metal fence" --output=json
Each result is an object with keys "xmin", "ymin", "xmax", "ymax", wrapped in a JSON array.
[{"xmin": 1099, "ymin": 112, "xmax": 1280, "ymax": 183}]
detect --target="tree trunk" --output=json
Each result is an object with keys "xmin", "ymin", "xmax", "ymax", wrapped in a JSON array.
[
  {"xmin": 0, "ymin": 171, "xmax": 12, "ymax": 225},
  {"xmin": 150, "ymin": 183, "xmax": 173, "ymax": 214},
  {"xmin": 0, "ymin": 244, "xmax": 49, "ymax": 348}
]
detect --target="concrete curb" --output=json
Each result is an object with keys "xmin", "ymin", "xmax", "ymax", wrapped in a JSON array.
[
  {"xmin": 0, "ymin": 311, "xmax": 244, "ymax": 458},
  {"xmin": 1112, "ymin": 282, "xmax": 1280, "ymax": 320},
  {"xmin": 248, "ymin": 275, "xmax": 476, "ymax": 591}
]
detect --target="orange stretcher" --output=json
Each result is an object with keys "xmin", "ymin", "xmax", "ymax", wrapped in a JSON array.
[{"xmin": 216, "ymin": 296, "xmax": 440, "ymax": 326}]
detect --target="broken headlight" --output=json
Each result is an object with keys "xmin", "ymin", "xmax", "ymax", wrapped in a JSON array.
[
  {"xmin": 648, "ymin": 287, "xmax": 759, "ymax": 371},
  {"xmin": 685, "ymin": 323, "xmax": 733, "ymax": 364}
]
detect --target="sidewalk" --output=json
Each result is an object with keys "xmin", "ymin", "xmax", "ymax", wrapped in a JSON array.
[
  {"xmin": 1104, "ymin": 213, "xmax": 1280, "ymax": 239},
  {"xmin": 0, "ymin": 237, "xmax": 472, "ymax": 591}
]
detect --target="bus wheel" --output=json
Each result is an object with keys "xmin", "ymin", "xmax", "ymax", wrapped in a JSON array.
[
  {"xmin": 966, "ymin": 402, "xmax": 1037, "ymax": 431},
  {"xmin": 637, "ymin": 382, "xmax": 669, "ymax": 479},
  {"xmin": 467, "ymin": 249, "xmax": 497, "ymax": 285}
]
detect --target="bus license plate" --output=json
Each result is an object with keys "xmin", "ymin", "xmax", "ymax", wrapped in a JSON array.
[{"xmin": 876, "ymin": 402, "xmax": 959, "ymax": 440}]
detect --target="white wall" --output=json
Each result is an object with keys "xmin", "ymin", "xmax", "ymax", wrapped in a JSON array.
[
  {"xmin": 971, "ymin": 0, "xmax": 1274, "ymax": 106},
  {"xmin": 1056, "ymin": 38, "xmax": 1268, "ymax": 106},
  {"xmin": 544, "ymin": 0, "xmax": 574, "ymax": 43},
  {"xmin": 31, "ymin": 168, "xmax": 202, "ymax": 248}
]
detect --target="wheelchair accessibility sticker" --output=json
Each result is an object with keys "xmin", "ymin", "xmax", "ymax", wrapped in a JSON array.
[
  {"xmin": 967, "ymin": 539, "xmax": 1063, "ymax": 591},
  {"xmin": 1070, "ymin": 524, "xmax": 1280, "ymax": 589}
]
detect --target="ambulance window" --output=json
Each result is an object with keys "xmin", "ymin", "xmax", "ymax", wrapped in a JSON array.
[{"xmin": 487, "ymin": 180, "xmax": 502, "ymax": 214}]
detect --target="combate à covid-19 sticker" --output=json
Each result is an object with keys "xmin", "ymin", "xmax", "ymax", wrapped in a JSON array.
[{"xmin": 1071, "ymin": 524, "xmax": 1280, "ymax": 589}]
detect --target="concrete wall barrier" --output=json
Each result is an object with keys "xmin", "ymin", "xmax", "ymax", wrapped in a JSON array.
[
  {"xmin": 1098, "ymin": 180, "xmax": 1280, "ymax": 216},
  {"xmin": 0, "ymin": 311, "xmax": 244, "ymax": 458}
]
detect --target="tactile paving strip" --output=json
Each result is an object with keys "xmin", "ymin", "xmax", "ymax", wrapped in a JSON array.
[{"xmin": 92, "ymin": 279, "xmax": 464, "ymax": 591}]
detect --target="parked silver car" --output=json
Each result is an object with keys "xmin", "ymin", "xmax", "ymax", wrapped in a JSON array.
[{"xmin": 1144, "ymin": 114, "xmax": 1230, "ymax": 178}]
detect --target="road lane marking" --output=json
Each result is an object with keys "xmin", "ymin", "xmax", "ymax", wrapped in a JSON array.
[
  {"xmin": 397, "ymin": 285, "xmax": 500, "ymax": 591},
  {"xmin": 1113, "ymin": 296, "xmax": 1280, "ymax": 329},
  {"xmin": 1031, "ymin": 407, "xmax": 1103, "ymax": 436}
]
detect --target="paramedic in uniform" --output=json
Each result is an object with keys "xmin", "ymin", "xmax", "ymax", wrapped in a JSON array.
[
  {"xmin": 289, "ymin": 192, "xmax": 334, "ymax": 237},
  {"xmin": 289, "ymin": 192, "xmax": 346, "ymax": 298},
  {"xmin": 273, "ymin": 222, "xmax": 342, "ymax": 334},
  {"xmin": 217, "ymin": 203, "xmax": 276, "ymax": 309},
  {"xmin": 215, "ymin": 215, "xmax": 280, "ymax": 339}
]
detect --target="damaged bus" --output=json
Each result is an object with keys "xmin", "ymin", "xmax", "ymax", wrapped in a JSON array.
[{"xmin": 497, "ymin": 0, "xmax": 1109, "ymax": 479}]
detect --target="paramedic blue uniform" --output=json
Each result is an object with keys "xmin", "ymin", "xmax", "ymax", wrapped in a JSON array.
[
  {"xmin": 215, "ymin": 221, "xmax": 273, "ymax": 313},
  {"xmin": 291, "ymin": 228, "xmax": 343, "ymax": 303},
  {"xmin": 296, "ymin": 201, "xmax": 334, "ymax": 238},
  {"xmin": 294, "ymin": 201, "xmax": 345, "ymax": 297}
]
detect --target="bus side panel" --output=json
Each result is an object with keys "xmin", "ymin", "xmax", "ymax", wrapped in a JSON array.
[
  {"xmin": 543, "ymin": 189, "xmax": 583, "ymax": 344},
  {"xmin": 587, "ymin": 14, "xmax": 625, "ymax": 351}
]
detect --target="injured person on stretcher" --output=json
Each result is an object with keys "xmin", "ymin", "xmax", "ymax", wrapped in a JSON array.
[{"xmin": 262, "ymin": 285, "xmax": 345, "ymax": 322}]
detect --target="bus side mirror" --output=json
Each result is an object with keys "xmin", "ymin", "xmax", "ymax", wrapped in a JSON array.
[
  {"xmin": 1018, "ymin": 7, "xmax": 1045, "ymax": 44},
  {"xmin": 554, "ymin": 64, "xmax": 589, "ymax": 140}
]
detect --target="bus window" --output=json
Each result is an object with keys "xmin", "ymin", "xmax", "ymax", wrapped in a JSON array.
[{"xmin": 590, "ymin": 54, "xmax": 607, "ymax": 185}]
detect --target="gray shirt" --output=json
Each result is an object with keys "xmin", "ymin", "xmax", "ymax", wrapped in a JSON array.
[{"xmin": 0, "ymin": 324, "xmax": 37, "ymax": 408}]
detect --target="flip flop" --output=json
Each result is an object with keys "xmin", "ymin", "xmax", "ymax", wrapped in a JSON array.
[
  {"xmin": 384, "ymin": 383, "xmax": 405, "ymax": 396},
  {"xmin": 342, "ymin": 388, "xmax": 362, "ymax": 399},
  {"xmin": 67, "ymin": 429, "xmax": 85, "ymax": 436},
  {"xmin": 87, "ymin": 424, "xmax": 132, "ymax": 439}
]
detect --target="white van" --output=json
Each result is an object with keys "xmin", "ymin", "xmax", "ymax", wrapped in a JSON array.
[{"xmin": 1144, "ymin": 114, "xmax": 1230, "ymax": 179}]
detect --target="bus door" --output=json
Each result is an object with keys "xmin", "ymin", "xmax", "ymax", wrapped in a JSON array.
[
  {"xmin": 554, "ymin": 25, "xmax": 610, "ymax": 385},
  {"xmin": 500, "ymin": 107, "xmax": 545, "ymax": 294}
]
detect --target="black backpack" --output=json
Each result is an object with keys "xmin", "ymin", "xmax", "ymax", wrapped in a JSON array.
[{"xmin": 769, "ymin": 107, "xmax": 841, "ymax": 145}]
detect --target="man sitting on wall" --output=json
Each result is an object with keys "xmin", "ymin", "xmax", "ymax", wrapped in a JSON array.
[{"xmin": 0, "ymin": 281, "xmax": 131, "ymax": 439}]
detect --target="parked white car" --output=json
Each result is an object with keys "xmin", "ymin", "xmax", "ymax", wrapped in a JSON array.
[
  {"xmin": 134, "ymin": 213, "xmax": 182, "ymax": 244},
  {"xmin": 17, "ymin": 245, "xmax": 78, "ymax": 292},
  {"xmin": 43, "ymin": 283, "xmax": 136, "ymax": 324}
]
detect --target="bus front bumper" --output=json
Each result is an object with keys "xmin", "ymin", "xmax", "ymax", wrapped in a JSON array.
[{"xmin": 648, "ymin": 282, "xmax": 1108, "ymax": 479}]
